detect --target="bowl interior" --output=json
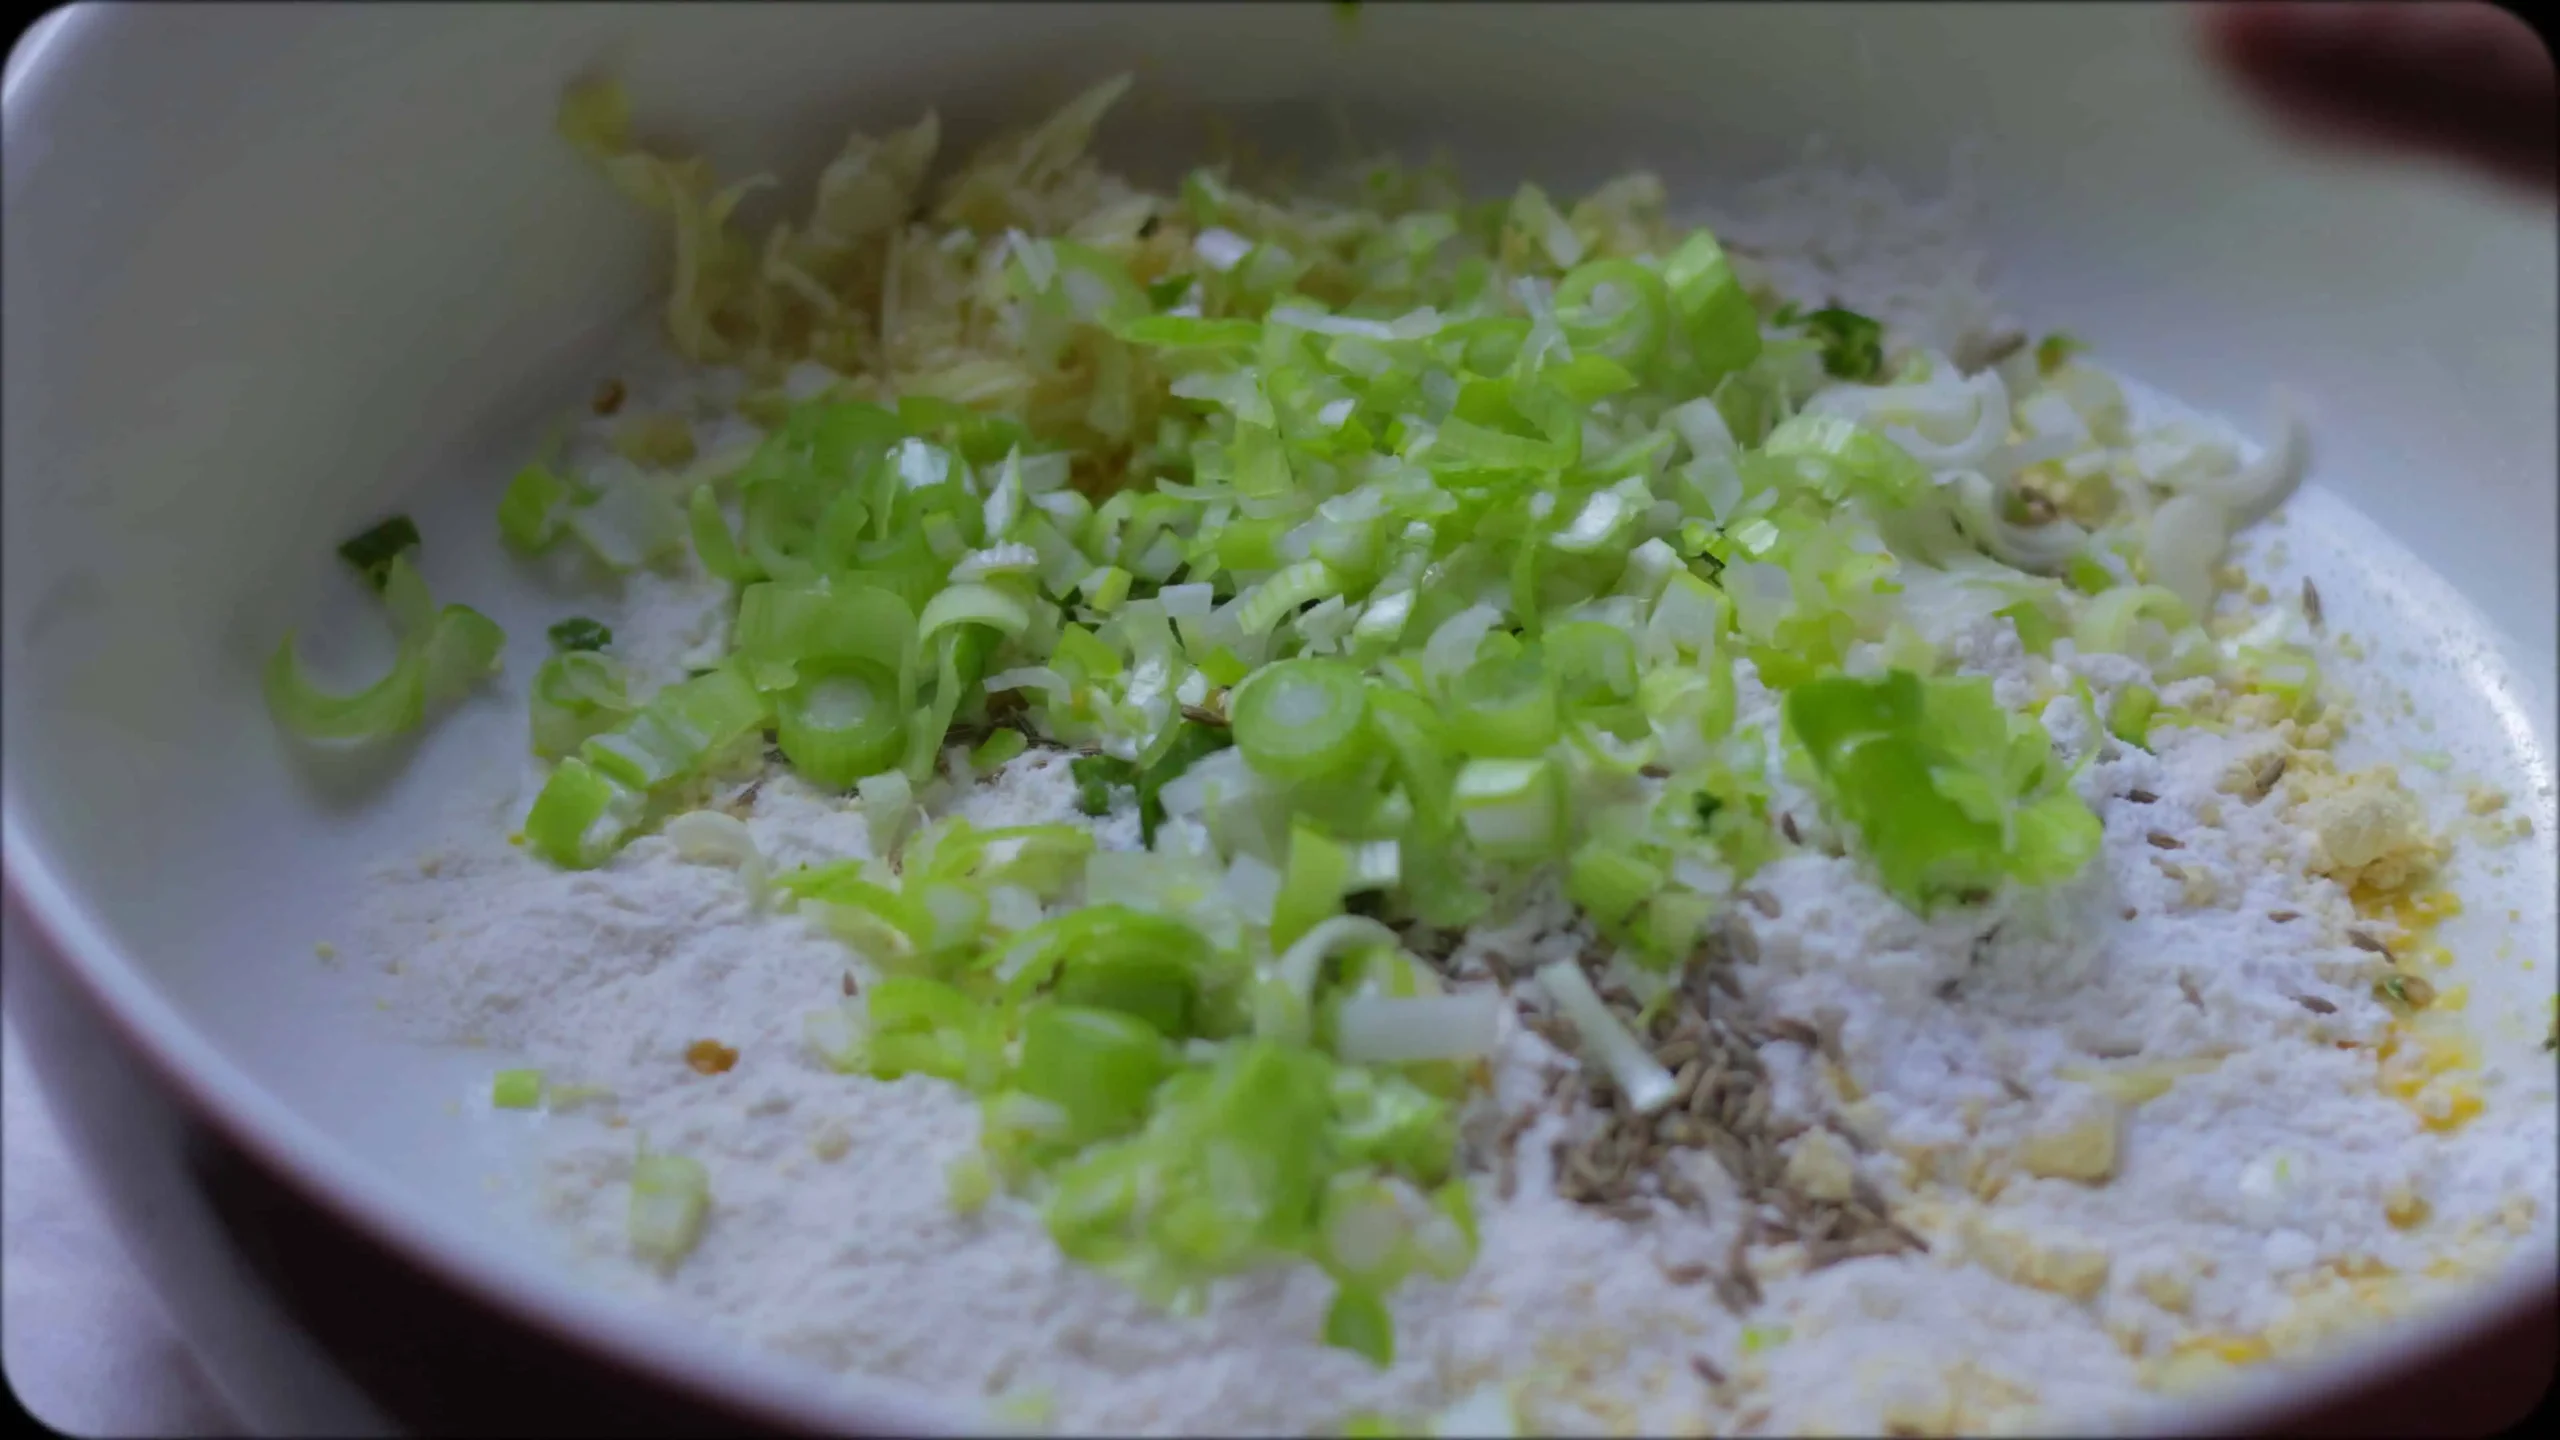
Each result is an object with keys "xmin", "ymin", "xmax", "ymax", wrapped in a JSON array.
[{"xmin": 6, "ymin": 3, "xmax": 2553, "ymax": 1430}]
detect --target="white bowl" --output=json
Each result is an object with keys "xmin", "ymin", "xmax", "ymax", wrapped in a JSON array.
[{"xmin": 5, "ymin": 3, "xmax": 2551, "ymax": 1432}]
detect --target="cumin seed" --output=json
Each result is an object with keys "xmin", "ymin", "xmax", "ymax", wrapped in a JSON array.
[
  {"xmin": 1721, "ymin": 913, "xmax": 1762, "ymax": 965},
  {"xmin": 1728, "ymin": 1257, "xmax": 1763, "ymax": 1305},
  {"xmin": 1766, "ymin": 1016, "xmax": 1819, "ymax": 1050},
  {"xmin": 1688, "ymin": 1080, "xmax": 1720, "ymax": 1119},
  {"xmin": 2381, "ymin": 972, "xmax": 2436, "ymax": 1009}
]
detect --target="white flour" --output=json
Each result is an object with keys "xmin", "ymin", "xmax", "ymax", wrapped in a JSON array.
[{"xmin": 356, "ymin": 157, "xmax": 2556, "ymax": 1436}]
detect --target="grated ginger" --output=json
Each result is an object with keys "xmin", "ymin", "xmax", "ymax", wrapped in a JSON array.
[{"xmin": 2294, "ymin": 766, "xmax": 2445, "ymax": 893}]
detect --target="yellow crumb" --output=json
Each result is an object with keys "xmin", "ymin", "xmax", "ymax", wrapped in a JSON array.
[
  {"xmin": 2378, "ymin": 1024, "xmax": 2483, "ymax": 1132},
  {"xmin": 2016, "ymin": 1096, "xmax": 2123, "ymax": 1183},
  {"xmin": 2300, "ymin": 767, "xmax": 2443, "ymax": 893},
  {"xmin": 1967, "ymin": 1217, "xmax": 2110, "ymax": 1301},
  {"xmin": 2057, "ymin": 1058, "xmax": 2219, "ymax": 1108},
  {"xmin": 2135, "ymin": 1265, "xmax": 2193, "ymax": 1314},
  {"xmin": 1783, "ymin": 1129, "xmax": 1860, "ymax": 1203}
]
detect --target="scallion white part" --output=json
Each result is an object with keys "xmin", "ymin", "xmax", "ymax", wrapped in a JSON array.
[
  {"xmin": 628, "ymin": 1150, "xmax": 712, "ymax": 1267},
  {"xmin": 1332, "ymin": 994, "xmax": 1503, "ymax": 1064},
  {"xmin": 1535, "ymin": 960, "xmax": 1677, "ymax": 1115},
  {"xmin": 855, "ymin": 769, "xmax": 917, "ymax": 855},
  {"xmin": 665, "ymin": 809, "xmax": 770, "ymax": 905}
]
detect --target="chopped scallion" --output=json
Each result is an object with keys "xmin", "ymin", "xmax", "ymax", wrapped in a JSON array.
[{"xmin": 491, "ymin": 1068, "xmax": 545, "ymax": 1109}]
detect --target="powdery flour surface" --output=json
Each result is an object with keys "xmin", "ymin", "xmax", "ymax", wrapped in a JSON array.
[{"xmin": 356, "ymin": 156, "xmax": 2556, "ymax": 1435}]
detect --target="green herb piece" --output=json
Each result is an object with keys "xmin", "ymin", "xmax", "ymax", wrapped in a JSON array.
[
  {"xmin": 628, "ymin": 1148, "xmax": 711, "ymax": 1267},
  {"xmin": 2067, "ymin": 551, "xmax": 2116, "ymax": 595},
  {"xmin": 1323, "ymin": 1283, "xmax": 1395, "ymax": 1366},
  {"xmin": 548, "ymin": 617, "xmax": 614, "ymax": 652},
  {"xmin": 1803, "ymin": 306, "xmax": 1885, "ymax": 381},
  {"xmin": 491, "ymin": 1068, "xmax": 545, "ymax": 1109},
  {"xmin": 1786, "ymin": 670, "xmax": 2101, "ymax": 910},
  {"xmin": 499, "ymin": 464, "xmax": 576, "ymax": 551},
  {"xmin": 2036, "ymin": 331, "xmax": 2087, "ymax": 374},
  {"xmin": 2109, "ymin": 685, "xmax": 2157, "ymax": 749},
  {"xmin": 1136, "ymin": 720, "xmax": 1233, "ymax": 845},
  {"xmin": 970, "ymin": 727, "xmax": 1031, "ymax": 771},
  {"xmin": 336, "ymin": 515, "xmax": 422, "ymax": 591},
  {"xmin": 1072, "ymin": 754, "xmax": 1139, "ymax": 816}
]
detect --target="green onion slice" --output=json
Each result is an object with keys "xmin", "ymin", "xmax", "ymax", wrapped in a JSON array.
[
  {"xmin": 776, "ymin": 661, "xmax": 906, "ymax": 788},
  {"xmin": 1231, "ymin": 658, "xmax": 1370, "ymax": 781},
  {"xmin": 265, "ymin": 555, "xmax": 504, "ymax": 742}
]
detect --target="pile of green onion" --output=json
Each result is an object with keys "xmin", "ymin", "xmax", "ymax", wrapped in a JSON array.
[{"xmin": 264, "ymin": 74, "xmax": 2318, "ymax": 1366}]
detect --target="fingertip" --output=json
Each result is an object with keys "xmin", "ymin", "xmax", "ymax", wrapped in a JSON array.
[
  {"xmin": 2194, "ymin": 2, "xmax": 2262, "ymax": 55},
  {"xmin": 2195, "ymin": 2, "xmax": 2328, "ymax": 79}
]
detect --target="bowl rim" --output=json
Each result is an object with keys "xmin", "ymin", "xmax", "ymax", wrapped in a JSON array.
[{"xmin": 4, "ymin": 4, "xmax": 2551, "ymax": 1433}]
